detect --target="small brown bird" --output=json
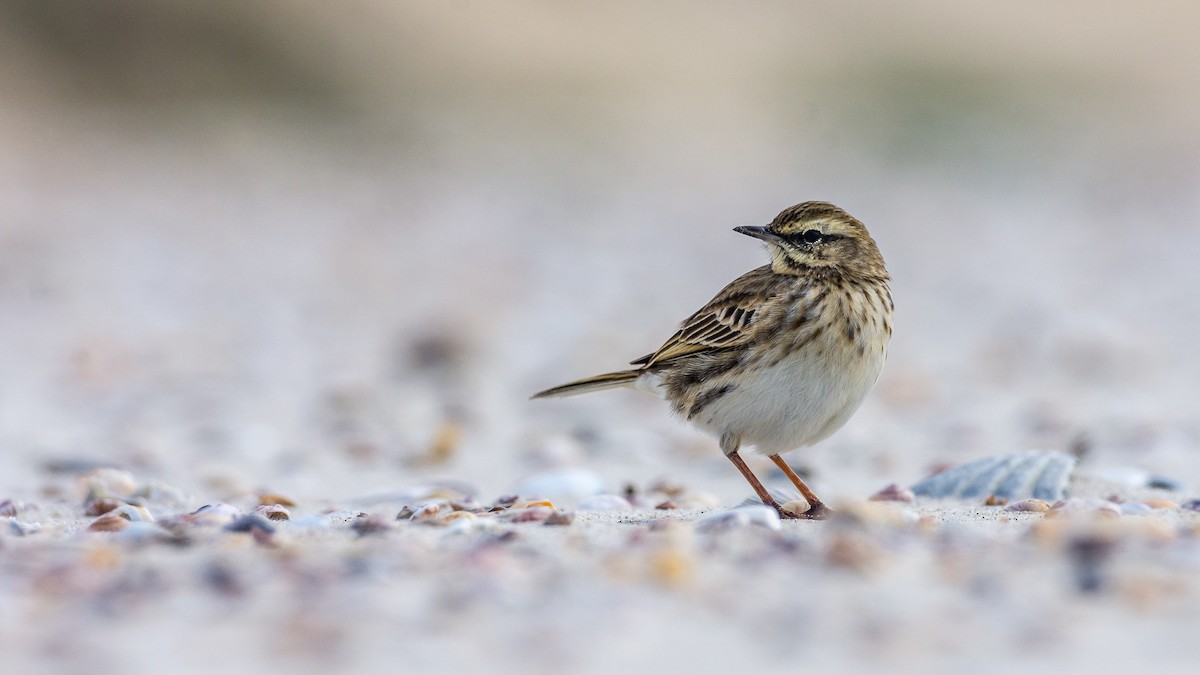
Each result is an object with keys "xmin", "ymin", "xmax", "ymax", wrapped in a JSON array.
[{"xmin": 532, "ymin": 202, "xmax": 892, "ymax": 519}]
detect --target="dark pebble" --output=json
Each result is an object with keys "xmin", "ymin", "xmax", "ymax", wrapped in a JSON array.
[
  {"xmin": 225, "ymin": 515, "xmax": 276, "ymax": 535},
  {"xmin": 1147, "ymin": 476, "xmax": 1184, "ymax": 491},
  {"xmin": 1180, "ymin": 499, "xmax": 1200, "ymax": 512}
]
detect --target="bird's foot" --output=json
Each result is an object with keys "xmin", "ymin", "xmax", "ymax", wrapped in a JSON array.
[{"xmin": 799, "ymin": 500, "xmax": 833, "ymax": 520}]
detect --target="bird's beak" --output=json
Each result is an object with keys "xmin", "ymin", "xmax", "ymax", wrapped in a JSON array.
[{"xmin": 734, "ymin": 225, "xmax": 786, "ymax": 246}]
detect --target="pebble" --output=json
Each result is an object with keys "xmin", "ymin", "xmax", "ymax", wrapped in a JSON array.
[
  {"xmin": 111, "ymin": 503, "xmax": 155, "ymax": 522},
  {"xmin": 695, "ymin": 505, "xmax": 781, "ymax": 533},
  {"xmin": 351, "ymin": 514, "xmax": 393, "ymax": 536},
  {"xmin": 578, "ymin": 494, "xmax": 633, "ymax": 512},
  {"xmin": 1005, "ymin": 499, "xmax": 1050, "ymax": 513},
  {"xmin": 84, "ymin": 498, "xmax": 123, "ymax": 516},
  {"xmin": 654, "ymin": 500, "xmax": 678, "ymax": 510},
  {"xmin": 133, "ymin": 481, "xmax": 190, "ymax": 506},
  {"xmin": 1119, "ymin": 502, "xmax": 1154, "ymax": 516},
  {"xmin": 76, "ymin": 468, "xmax": 139, "ymax": 499},
  {"xmin": 88, "ymin": 514, "xmax": 129, "ymax": 532},
  {"xmin": 545, "ymin": 510, "xmax": 575, "ymax": 526},
  {"xmin": 1181, "ymin": 499, "xmax": 1200, "ymax": 512},
  {"xmin": 1141, "ymin": 498, "xmax": 1178, "ymax": 510},
  {"xmin": 254, "ymin": 504, "xmax": 291, "ymax": 521},
  {"xmin": 409, "ymin": 503, "xmax": 445, "ymax": 523},
  {"xmin": 779, "ymin": 500, "xmax": 812, "ymax": 517},
  {"xmin": 8, "ymin": 519, "xmax": 40, "ymax": 536},
  {"xmin": 225, "ymin": 515, "xmax": 277, "ymax": 535},
  {"xmin": 869, "ymin": 483, "xmax": 915, "ymax": 503},
  {"xmin": 650, "ymin": 549, "xmax": 693, "ymax": 586},
  {"xmin": 831, "ymin": 501, "xmax": 920, "ymax": 528},
  {"xmin": 1047, "ymin": 499, "xmax": 1122, "ymax": 519},
  {"xmin": 825, "ymin": 533, "xmax": 886, "ymax": 572},
  {"xmin": 1089, "ymin": 466, "xmax": 1150, "ymax": 487},
  {"xmin": 515, "ymin": 468, "xmax": 606, "ymax": 505},
  {"xmin": 674, "ymin": 491, "xmax": 723, "ymax": 509},
  {"xmin": 116, "ymin": 521, "xmax": 173, "ymax": 543},
  {"xmin": 1147, "ymin": 475, "xmax": 1184, "ymax": 491},
  {"xmin": 258, "ymin": 493, "xmax": 297, "ymax": 507},
  {"xmin": 184, "ymin": 504, "xmax": 242, "ymax": 527},
  {"xmin": 0, "ymin": 499, "xmax": 18, "ymax": 517},
  {"xmin": 508, "ymin": 506, "xmax": 555, "ymax": 523}
]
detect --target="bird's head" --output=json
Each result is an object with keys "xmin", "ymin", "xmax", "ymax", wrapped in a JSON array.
[{"xmin": 735, "ymin": 201, "xmax": 887, "ymax": 279}]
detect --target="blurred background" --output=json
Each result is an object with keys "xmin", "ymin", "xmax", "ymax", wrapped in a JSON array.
[{"xmin": 1, "ymin": 0, "xmax": 1198, "ymax": 503}]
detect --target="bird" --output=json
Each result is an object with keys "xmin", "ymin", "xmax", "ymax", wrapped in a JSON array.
[{"xmin": 532, "ymin": 201, "xmax": 892, "ymax": 519}]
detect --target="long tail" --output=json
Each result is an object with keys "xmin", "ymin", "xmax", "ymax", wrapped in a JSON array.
[{"xmin": 530, "ymin": 369, "xmax": 641, "ymax": 399}]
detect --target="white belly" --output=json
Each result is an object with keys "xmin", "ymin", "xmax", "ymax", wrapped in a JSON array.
[{"xmin": 685, "ymin": 338, "xmax": 886, "ymax": 454}]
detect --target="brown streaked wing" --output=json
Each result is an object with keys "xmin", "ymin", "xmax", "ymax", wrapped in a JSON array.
[{"xmin": 630, "ymin": 266, "xmax": 778, "ymax": 368}]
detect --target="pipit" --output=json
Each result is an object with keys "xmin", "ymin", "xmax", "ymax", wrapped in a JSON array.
[{"xmin": 533, "ymin": 202, "xmax": 892, "ymax": 519}]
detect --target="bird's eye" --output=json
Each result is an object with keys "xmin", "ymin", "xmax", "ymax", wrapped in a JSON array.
[{"xmin": 801, "ymin": 229, "xmax": 823, "ymax": 244}]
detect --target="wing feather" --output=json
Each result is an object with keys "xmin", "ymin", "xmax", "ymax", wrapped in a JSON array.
[{"xmin": 630, "ymin": 266, "xmax": 780, "ymax": 368}]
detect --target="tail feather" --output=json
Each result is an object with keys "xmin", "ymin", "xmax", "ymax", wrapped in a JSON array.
[{"xmin": 531, "ymin": 369, "xmax": 641, "ymax": 399}]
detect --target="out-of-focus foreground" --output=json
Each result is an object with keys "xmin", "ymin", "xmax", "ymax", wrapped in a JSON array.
[{"xmin": 1, "ymin": 2, "xmax": 1199, "ymax": 674}]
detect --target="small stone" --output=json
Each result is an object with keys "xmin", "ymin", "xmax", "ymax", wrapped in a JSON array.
[
  {"xmin": 675, "ymin": 491, "xmax": 722, "ymax": 509},
  {"xmin": 779, "ymin": 500, "xmax": 811, "ymax": 517},
  {"xmin": 111, "ymin": 503, "xmax": 155, "ymax": 522},
  {"xmin": 448, "ymin": 498, "xmax": 482, "ymax": 512},
  {"xmin": 695, "ymin": 505, "xmax": 781, "ymax": 533},
  {"xmin": 88, "ymin": 515, "xmax": 128, "ymax": 532},
  {"xmin": 545, "ymin": 510, "xmax": 576, "ymax": 526},
  {"xmin": 825, "ymin": 533, "xmax": 885, "ymax": 572},
  {"xmin": 578, "ymin": 495, "xmax": 632, "ymax": 512},
  {"xmin": 1180, "ymin": 499, "xmax": 1200, "ymax": 512},
  {"xmin": 76, "ymin": 468, "xmax": 139, "ymax": 498},
  {"xmin": 654, "ymin": 500, "xmax": 678, "ymax": 510},
  {"xmin": 1141, "ymin": 498, "xmax": 1178, "ymax": 510},
  {"xmin": 647, "ymin": 479, "xmax": 686, "ymax": 499},
  {"xmin": 258, "ymin": 493, "xmax": 297, "ymax": 507},
  {"xmin": 9, "ymin": 519, "xmax": 40, "ymax": 536},
  {"xmin": 650, "ymin": 549, "xmax": 692, "ymax": 586},
  {"xmin": 831, "ymin": 501, "xmax": 919, "ymax": 528},
  {"xmin": 351, "ymin": 514, "xmax": 393, "ymax": 536},
  {"xmin": 1047, "ymin": 499, "xmax": 1122, "ymax": 519},
  {"xmin": 254, "ymin": 504, "xmax": 291, "ymax": 521},
  {"xmin": 225, "ymin": 515, "xmax": 276, "ymax": 535},
  {"xmin": 1069, "ymin": 534, "xmax": 1116, "ymax": 593},
  {"xmin": 516, "ymin": 499, "xmax": 557, "ymax": 510},
  {"xmin": 508, "ymin": 506, "xmax": 554, "ymax": 523},
  {"xmin": 1005, "ymin": 499, "xmax": 1050, "ymax": 513},
  {"xmin": 396, "ymin": 506, "xmax": 416, "ymax": 519},
  {"xmin": 185, "ymin": 503, "xmax": 242, "ymax": 527},
  {"xmin": 0, "ymin": 499, "xmax": 18, "ymax": 517},
  {"xmin": 443, "ymin": 510, "xmax": 477, "ymax": 522},
  {"xmin": 868, "ymin": 483, "xmax": 915, "ymax": 503},
  {"xmin": 984, "ymin": 495, "xmax": 1008, "ymax": 506},
  {"xmin": 85, "ymin": 498, "xmax": 123, "ymax": 516},
  {"xmin": 516, "ymin": 468, "xmax": 606, "ymax": 505},
  {"xmin": 491, "ymin": 495, "xmax": 519, "ymax": 510},
  {"xmin": 409, "ymin": 503, "xmax": 444, "ymax": 523},
  {"xmin": 1146, "ymin": 476, "xmax": 1184, "ymax": 491},
  {"xmin": 1119, "ymin": 502, "xmax": 1154, "ymax": 516},
  {"xmin": 116, "ymin": 522, "xmax": 172, "ymax": 543}
]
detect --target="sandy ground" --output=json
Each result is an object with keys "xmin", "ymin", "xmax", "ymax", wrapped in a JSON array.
[
  {"xmin": 3, "ymin": 469, "xmax": 1200, "ymax": 675},
  {"xmin": 2, "ymin": 2, "xmax": 1200, "ymax": 673}
]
